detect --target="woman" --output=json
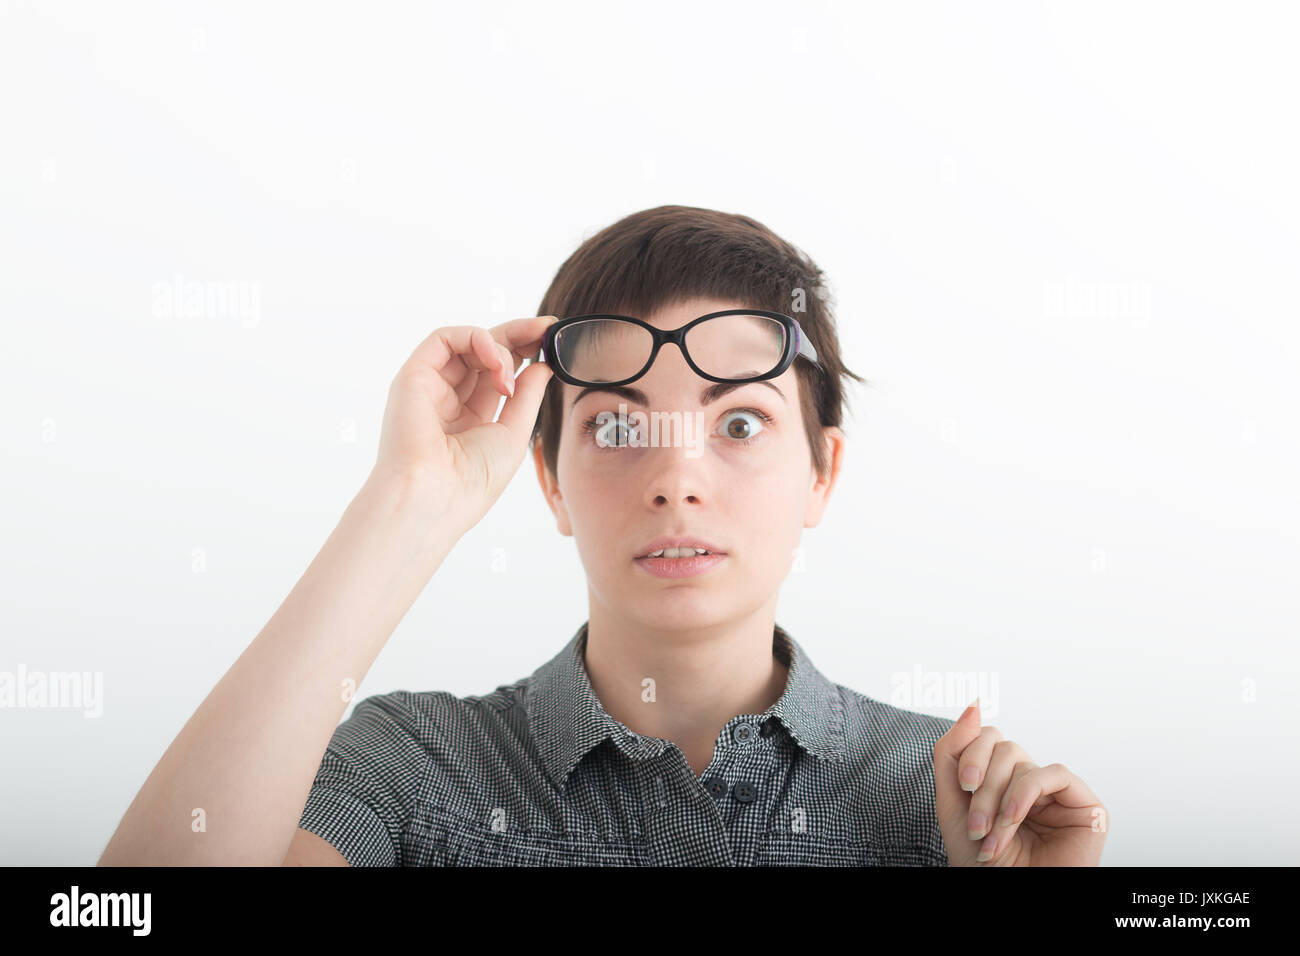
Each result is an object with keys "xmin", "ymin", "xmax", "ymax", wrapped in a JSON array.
[{"xmin": 99, "ymin": 205, "xmax": 1106, "ymax": 866}]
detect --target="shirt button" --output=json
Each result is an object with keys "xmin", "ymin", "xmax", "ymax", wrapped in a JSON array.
[
  {"xmin": 732, "ymin": 780, "xmax": 757, "ymax": 803},
  {"xmin": 701, "ymin": 775, "xmax": 728, "ymax": 799},
  {"xmin": 732, "ymin": 722, "xmax": 756, "ymax": 745}
]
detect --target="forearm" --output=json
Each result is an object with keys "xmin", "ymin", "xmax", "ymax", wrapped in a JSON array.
[{"xmin": 98, "ymin": 472, "xmax": 460, "ymax": 866}]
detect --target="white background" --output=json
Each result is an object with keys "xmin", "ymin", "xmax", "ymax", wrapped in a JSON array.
[{"xmin": 1, "ymin": 0, "xmax": 1296, "ymax": 866}]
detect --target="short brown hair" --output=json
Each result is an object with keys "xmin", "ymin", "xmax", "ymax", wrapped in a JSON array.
[{"xmin": 529, "ymin": 205, "xmax": 866, "ymax": 480}]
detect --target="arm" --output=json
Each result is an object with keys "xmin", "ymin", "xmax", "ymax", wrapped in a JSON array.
[
  {"xmin": 98, "ymin": 316, "xmax": 555, "ymax": 867},
  {"xmin": 98, "ymin": 471, "xmax": 458, "ymax": 866},
  {"xmin": 283, "ymin": 827, "xmax": 349, "ymax": 866}
]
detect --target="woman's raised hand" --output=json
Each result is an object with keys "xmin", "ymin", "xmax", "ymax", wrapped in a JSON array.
[{"xmin": 371, "ymin": 315, "xmax": 557, "ymax": 533}]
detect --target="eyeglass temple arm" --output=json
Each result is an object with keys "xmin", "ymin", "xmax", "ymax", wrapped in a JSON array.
[{"xmin": 794, "ymin": 323, "xmax": 819, "ymax": 365}]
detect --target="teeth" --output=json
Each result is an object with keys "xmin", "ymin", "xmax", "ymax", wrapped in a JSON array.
[{"xmin": 645, "ymin": 547, "xmax": 712, "ymax": 558}]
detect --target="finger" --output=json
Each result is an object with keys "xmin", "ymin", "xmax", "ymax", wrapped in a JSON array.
[
  {"xmin": 407, "ymin": 323, "xmax": 525, "ymax": 384},
  {"xmin": 391, "ymin": 326, "xmax": 529, "ymax": 447},
  {"xmin": 967, "ymin": 739, "xmax": 1030, "ymax": 842},
  {"xmin": 1018, "ymin": 797, "xmax": 1105, "ymax": 830},
  {"xmin": 977, "ymin": 763, "xmax": 1069, "ymax": 864},
  {"xmin": 487, "ymin": 314, "xmax": 561, "ymax": 364},
  {"xmin": 982, "ymin": 769, "xmax": 1106, "ymax": 865},
  {"xmin": 932, "ymin": 699, "xmax": 983, "ymax": 828},
  {"xmin": 386, "ymin": 360, "xmax": 461, "ymax": 435},
  {"xmin": 974, "ymin": 755, "xmax": 1037, "ymax": 862},
  {"xmin": 462, "ymin": 340, "xmax": 517, "ymax": 423},
  {"xmin": 497, "ymin": 341, "xmax": 516, "ymax": 395},
  {"xmin": 956, "ymin": 725, "xmax": 1004, "ymax": 794},
  {"xmin": 496, "ymin": 359, "xmax": 554, "ymax": 442},
  {"xmin": 999, "ymin": 763, "xmax": 1100, "ymax": 828},
  {"xmin": 467, "ymin": 327, "xmax": 510, "ymax": 388},
  {"xmin": 461, "ymin": 360, "xmax": 555, "ymax": 471},
  {"xmin": 444, "ymin": 331, "xmax": 509, "ymax": 428}
]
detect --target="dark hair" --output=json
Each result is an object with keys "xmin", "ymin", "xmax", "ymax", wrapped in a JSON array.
[{"xmin": 530, "ymin": 205, "xmax": 866, "ymax": 480}]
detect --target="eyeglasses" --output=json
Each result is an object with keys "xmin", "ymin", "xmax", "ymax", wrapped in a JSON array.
[{"xmin": 537, "ymin": 310, "xmax": 820, "ymax": 388}]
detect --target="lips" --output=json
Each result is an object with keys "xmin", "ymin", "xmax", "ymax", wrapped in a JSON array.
[
  {"xmin": 634, "ymin": 536, "xmax": 726, "ymax": 559},
  {"xmin": 634, "ymin": 549, "xmax": 726, "ymax": 578}
]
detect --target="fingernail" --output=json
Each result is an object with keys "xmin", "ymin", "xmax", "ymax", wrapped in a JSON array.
[
  {"xmin": 507, "ymin": 376, "xmax": 515, "ymax": 397},
  {"xmin": 960, "ymin": 767, "xmax": 980, "ymax": 791},
  {"xmin": 998, "ymin": 802, "xmax": 1016, "ymax": 827},
  {"xmin": 967, "ymin": 812, "xmax": 987, "ymax": 841}
]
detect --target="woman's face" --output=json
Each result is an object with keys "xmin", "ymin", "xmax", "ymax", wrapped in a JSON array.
[{"xmin": 535, "ymin": 297, "xmax": 843, "ymax": 634}]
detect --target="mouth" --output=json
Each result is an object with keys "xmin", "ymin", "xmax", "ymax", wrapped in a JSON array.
[
  {"xmin": 633, "ymin": 543, "xmax": 728, "ymax": 579},
  {"xmin": 634, "ymin": 537, "xmax": 726, "ymax": 560},
  {"xmin": 635, "ymin": 546, "xmax": 722, "ymax": 559}
]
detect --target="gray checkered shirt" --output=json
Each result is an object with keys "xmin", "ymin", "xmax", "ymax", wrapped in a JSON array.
[{"xmin": 298, "ymin": 622, "xmax": 955, "ymax": 866}]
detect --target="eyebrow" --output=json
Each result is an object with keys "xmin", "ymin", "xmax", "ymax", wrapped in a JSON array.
[{"xmin": 568, "ymin": 377, "xmax": 785, "ymax": 412}]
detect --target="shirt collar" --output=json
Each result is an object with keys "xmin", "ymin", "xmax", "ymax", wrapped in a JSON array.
[{"xmin": 523, "ymin": 620, "xmax": 847, "ymax": 794}]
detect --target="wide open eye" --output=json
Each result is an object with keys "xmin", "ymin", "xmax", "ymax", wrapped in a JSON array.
[
  {"xmin": 598, "ymin": 415, "xmax": 634, "ymax": 448},
  {"xmin": 580, "ymin": 412, "xmax": 636, "ymax": 449},
  {"xmin": 716, "ymin": 408, "xmax": 772, "ymax": 443}
]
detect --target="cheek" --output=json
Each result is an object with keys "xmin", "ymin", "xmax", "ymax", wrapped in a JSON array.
[
  {"xmin": 738, "ymin": 472, "xmax": 806, "ymax": 529},
  {"xmin": 723, "ymin": 434, "xmax": 809, "ymax": 493},
  {"xmin": 741, "ymin": 450, "xmax": 813, "ymax": 525},
  {"xmin": 556, "ymin": 468, "xmax": 620, "ymax": 539}
]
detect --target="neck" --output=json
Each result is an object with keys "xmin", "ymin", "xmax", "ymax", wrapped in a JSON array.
[{"xmin": 581, "ymin": 600, "xmax": 790, "ymax": 777}]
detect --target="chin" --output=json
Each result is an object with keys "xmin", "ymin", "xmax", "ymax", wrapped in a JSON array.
[{"xmin": 624, "ymin": 595, "xmax": 736, "ymax": 633}]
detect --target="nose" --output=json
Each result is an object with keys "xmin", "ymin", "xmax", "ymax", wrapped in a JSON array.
[
  {"xmin": 631, "ymin": 354, "xmax": 713, "ymax": 507},
  {"xmin": 642, "ymin": 438, "xmax": 710, "ymax": 509}
]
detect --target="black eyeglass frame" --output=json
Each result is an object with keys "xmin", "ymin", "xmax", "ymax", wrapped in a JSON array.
[{"xmin": 537, "ymin": 309, "xmax": 821, "ymax": 388}]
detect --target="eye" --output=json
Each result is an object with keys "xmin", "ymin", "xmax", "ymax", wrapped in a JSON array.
[
  {"xmin": 717, "ymin": 408, "xmax": 772, "ymax": 445},
  {"xmin": 580, "ymin": 412, "xmax": 635, "ymax": 450},
  {"xmin": 579, "ymin": 408, "xmax": 773, "ymax": 451}
]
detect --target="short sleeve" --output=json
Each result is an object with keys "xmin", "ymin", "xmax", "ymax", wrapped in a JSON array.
[{"xmin": 297, "ymin": 691, "xmax": 429, "ymax": 867}]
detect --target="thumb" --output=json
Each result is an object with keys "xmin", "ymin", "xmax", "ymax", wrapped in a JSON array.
[
  {"xmin": 933, "ymin": 698, "xmax": 983, "ymax": 824},
  {"xmin": 494, "ymin": 358, "xmax": 555, "ymax": 450}
]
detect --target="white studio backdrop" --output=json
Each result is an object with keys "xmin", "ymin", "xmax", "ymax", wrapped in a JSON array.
[{"xmin": 1, "ymin": 1, "xmax": 1296, "ymax": 865}]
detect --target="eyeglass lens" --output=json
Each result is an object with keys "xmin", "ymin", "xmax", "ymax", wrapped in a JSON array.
[{"xmin": 552, "ymin": 314, "xmax": 788, "ymax": 384}]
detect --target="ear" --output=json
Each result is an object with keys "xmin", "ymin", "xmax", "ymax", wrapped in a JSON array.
[
  {"xmin": 532, "ymin": 439, "xmax": 573, "ymax": 537},
  {"xmin": 804, "ymin": 425, "xmax": 844, "ymax": 529}
]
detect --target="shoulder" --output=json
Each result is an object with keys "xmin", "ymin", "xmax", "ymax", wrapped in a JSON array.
[
  {"xmin": 833, "ymin": 684, "xmax": 956, "ymax": 784},
  {"xmin": 300, "ymin": 679, "xmax": 538, "ymax": 866},
  {"xmin": 337, "ymin": 679, "xmax": 532, "ymax": 753},
  {"xmin": 334, "ymin": 679, "xmax": 542, "ymax": 801},
  {"xmin": 836, "ymin": 686, "xmax": 957, "ymax": 758},
  {"xmin": 828, "ymin": 685, "xmax": 956, "ymax": 864}
]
